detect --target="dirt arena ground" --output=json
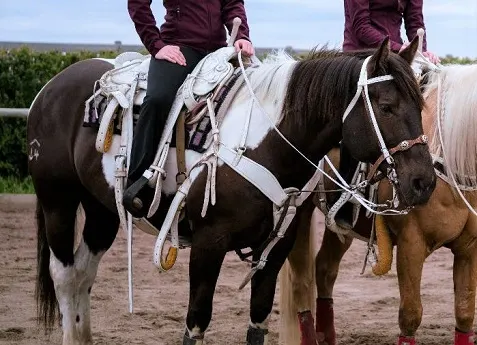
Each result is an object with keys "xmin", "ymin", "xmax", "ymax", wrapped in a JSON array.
[{"xmin": 0, "ymin": 194, "xmax": 463, "ymax": 344}]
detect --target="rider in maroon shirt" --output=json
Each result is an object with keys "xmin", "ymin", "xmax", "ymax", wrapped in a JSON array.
[
  {"xmin": 128, "ymin": 0, "xmax": 252, "ymax": 56},
  {"xmin": 343, "ymin": 0, "xmax": 439, "ymax": 62},
  {"xmin": 124, "ymin": 0, "xmax": 255, "ymax": 218}
]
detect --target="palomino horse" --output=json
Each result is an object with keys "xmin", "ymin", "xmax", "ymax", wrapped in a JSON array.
[
  {"xmin": 29, "ymin": 37, "xmax": 435, "ymax": 344},
  {"xmin": 279, "ymin": 61, "xmax": 477, "ymax": 345}
]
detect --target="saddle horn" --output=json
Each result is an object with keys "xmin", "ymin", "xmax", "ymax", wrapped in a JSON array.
[
  {"xmin": 417, "ymin": 28, "xmax": 424, "ymax": 53},
  {"xmin": 227, "ymin": 17, "xmax": 242, "ymax": 47}
]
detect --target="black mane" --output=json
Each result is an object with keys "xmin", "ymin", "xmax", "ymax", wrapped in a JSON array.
[{"xmin": 281, "ymin": 46, "xmax": 423, "ymax": 132}]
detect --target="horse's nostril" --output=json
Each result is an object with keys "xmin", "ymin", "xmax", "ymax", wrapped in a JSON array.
[{"xmin": 412, "ymin": 177, "xmax": 426, "ymax": 193}]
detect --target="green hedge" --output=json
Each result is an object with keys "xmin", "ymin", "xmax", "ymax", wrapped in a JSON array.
[
  {"xmin": 0, "ymin": 47, "xmax": 119, "ymax": 179},
  {"xmin": 0, "ymin": 47, "xmax": 476, "ymax": 182}
]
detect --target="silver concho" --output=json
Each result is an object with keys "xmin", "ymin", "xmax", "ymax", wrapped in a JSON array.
[{"xmin": 400, "ymin": 141, "xmax": 410, "ymax": 150}]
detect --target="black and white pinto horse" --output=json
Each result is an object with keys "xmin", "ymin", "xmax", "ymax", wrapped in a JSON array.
[{"xmin": 28, "ymin": 36, "xmax": 436, "ymax": 344}]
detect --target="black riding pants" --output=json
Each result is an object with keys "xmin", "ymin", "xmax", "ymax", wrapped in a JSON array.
[{"xmin": 128, "ymin": 46, "xmax": 206, "ymax": 181}]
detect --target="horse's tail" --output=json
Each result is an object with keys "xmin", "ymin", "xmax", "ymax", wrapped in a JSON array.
[
  {"xmin": 278, "ymin": 259, "xmax": 304, "ymax": 345},
  {"xmin": 278, "ymin": 209, "xmax": 320, "ymax": 345},
  {"xmin": 35, "ymin": 198, "xmax": 58, "ymax": 332}
]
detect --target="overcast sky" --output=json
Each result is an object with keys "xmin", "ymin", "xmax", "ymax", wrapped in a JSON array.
[{"xmin": 1, "ymin": 1, "xmax": 476, "ymax": 57}]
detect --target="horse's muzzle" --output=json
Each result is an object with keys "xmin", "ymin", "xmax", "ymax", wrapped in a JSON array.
[
  {"xmin": 407, "ymin": 171, "xmax": 437, "ymax": 205},
  {"xmin": 395, "ymin": 150, "xmax": 437, "ymax": 207}
]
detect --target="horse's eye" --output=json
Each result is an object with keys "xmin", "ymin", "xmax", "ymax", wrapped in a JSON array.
[{"xmin": 379, "ymin": 104, "xmax": 392, "ymax": 114}]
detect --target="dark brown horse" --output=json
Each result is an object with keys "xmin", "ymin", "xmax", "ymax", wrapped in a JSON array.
[
  {"xmin": 279, "ymin": 61, "xmax": 477, "ymax": 345},
  {"xmin": 29, "ymin": 37, "xmax": 435, "ymax": 345}
]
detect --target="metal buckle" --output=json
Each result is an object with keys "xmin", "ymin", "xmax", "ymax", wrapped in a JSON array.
[
  {"xmin": 176, "ymin": 172, "xmax": 187, "ymax": 185},
  {"xmin": 232, "ymin": 146, "xmax": 246, "ymax": 166}
]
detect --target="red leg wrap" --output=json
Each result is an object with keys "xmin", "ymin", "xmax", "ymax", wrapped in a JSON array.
[
  {"xmin": 455, "ymin": 329, "xmax": 475, "ymax": 345},
  {"xmin": 315, "ymin": 298, "xmax": 336, "ymax": 345},
  {"xmin": 397, "ymin": 335, "xmax": 416, "ymax": 345},
  {"xmin": 298, "ymin": 310, "xmax": 318, "ymax": 345}
]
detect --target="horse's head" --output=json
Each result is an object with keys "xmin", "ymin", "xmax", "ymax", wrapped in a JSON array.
[{"xmin": 341, "ymin": 36, "xmax": 436, "ymax": 207}]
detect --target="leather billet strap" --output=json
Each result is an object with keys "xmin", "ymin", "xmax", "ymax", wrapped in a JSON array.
[
  {"xmin": 175, "ymin": 111, "xmax": 187, "ymax": 185},
  {"xmin": 366, "ymin": 134, "xmax": 429, "ymax": 184}
]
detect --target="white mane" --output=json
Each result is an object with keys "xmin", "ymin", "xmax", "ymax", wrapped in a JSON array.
[
  {"xmin": 423, "ymin": 63, "xmax": 477, "ymax": 186},
  {"xmin": 232, "ymin": 50, "xmax": 297, "ymax": 123}
]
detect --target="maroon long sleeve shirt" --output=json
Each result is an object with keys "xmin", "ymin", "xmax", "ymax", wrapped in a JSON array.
[
  {"xmin": 343, "ymin": 0, "xmax": 427, "ymax": 52},
  {"xmin": 128, "ymin": 0, "xmax": 251, "ymax": 56}
]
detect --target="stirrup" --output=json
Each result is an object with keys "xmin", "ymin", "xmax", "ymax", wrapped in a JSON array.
[
  {"xmin": 324, "ymin": 191, "xmax": 354, "ymax": 240},
  {"xmin": 123, "ymin": 176, "xmax": 149, "ymax": 218},
  {"xmin": 335, "ymin": 201, "xmax": 354, "ymax": 230}
]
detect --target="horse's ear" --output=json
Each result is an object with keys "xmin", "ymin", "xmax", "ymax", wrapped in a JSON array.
[
  {"xmin": 398, "ymin": 35, "xmax": 419, "ymax": 65},
  {"xmin": 368, "ymin": 37, "xmax": 390, "ymax": 75}
]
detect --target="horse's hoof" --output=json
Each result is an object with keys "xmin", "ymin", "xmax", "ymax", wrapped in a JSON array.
[
  {"xmin": 246, "ymin": 326, "xmax": 269, "ymax": 345},
  {"xmin": 182, "ymin": 330, "xmax": 204, "ymax": 345}
]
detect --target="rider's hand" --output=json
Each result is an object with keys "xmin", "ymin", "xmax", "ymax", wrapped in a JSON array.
[
  {"xmin": 234, "ymin": 39, "xmax": 255, "ymax": 57},
  {"xmin": 155, "ymin": 45, "xmax": 187, "ymax": 66},
  {"xmin": 422, "ymin": 51, "xmax": 440, "ymax": 64}
]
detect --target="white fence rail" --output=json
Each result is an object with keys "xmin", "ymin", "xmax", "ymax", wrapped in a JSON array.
[{"xmin": 0, "ymin": 108, "xmax": 29, "ymax": 118}]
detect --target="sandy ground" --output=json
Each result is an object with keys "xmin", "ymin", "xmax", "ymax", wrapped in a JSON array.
[{"xmin": 0, "ymin": 194, "xmax": 463, "ymax": 344}]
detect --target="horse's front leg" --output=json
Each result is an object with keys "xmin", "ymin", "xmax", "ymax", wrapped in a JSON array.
[
  {"xmin": 314, "ymin": 228, "xmax": 353, "ymax": 345},
  {"xmin": 395, "ymin": 221, "xmax": 427, "ymax": 345},
  {"xmin": 183, "ymin": 226, "xmax": 227, "ymax": 345},
  {"xmin": 450, "ymin": 228, "xmax": 477, "ymax": 345}
]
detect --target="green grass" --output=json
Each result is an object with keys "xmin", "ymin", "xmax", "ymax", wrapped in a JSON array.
[{"xmin": 0, "ymin": 176, "xmax": 35, "ymax": 194}]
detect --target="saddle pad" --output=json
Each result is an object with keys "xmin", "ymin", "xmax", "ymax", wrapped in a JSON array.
[
  {"xmin": 83, "ymin": 92, "xmax": 141, "ymax": 134},
  {"xmin": 187, "ymin": 68, "xmax": 245, "ymax": 152}
]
